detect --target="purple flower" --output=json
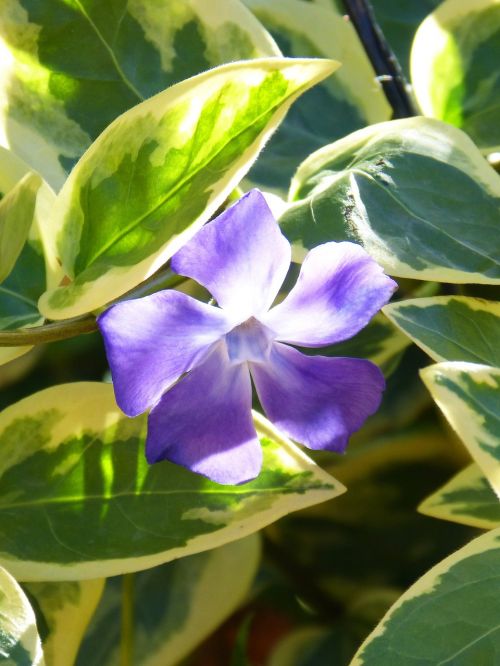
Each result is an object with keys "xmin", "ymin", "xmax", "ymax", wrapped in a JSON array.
[{"xmin": 98, "ymin": 190, "xmax": 397, "ymax": 485}]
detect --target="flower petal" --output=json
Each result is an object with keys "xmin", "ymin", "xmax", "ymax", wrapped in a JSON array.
[
  {"xmin": 171, "ymin": 190, "xmax": 291, "ymax": 320},
  {"xmin": 251, "ymin": 343, "xmax": 384, "ymax": 452},
  {"xmin": 262, "ymin": 242, "xmax": 397, "ymax": 347},
  {"xmin": 97, "ymin": 290, "xmax": 231, "ymax": 417},
  {"xmin": 146, "ymin": 344, "xmax": 262, "ymax": 485}
]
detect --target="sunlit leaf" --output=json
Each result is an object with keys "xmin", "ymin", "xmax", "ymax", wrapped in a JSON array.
[
  {"xmin": 411, "ymin": 0, "xmax": 500, "ymax": 154},
  {"xmin": 0, "ymin": 565, "xmax": 44, "ymax": 665},
  {"xmin": 384, "ymin": 296, "xmax": 500, "ymax": 365},
  {"xmin": 26, "ymin": 579, "xmax": 104, "ymax": 666},
  {"xmin": 0, "ymin": 0, "xmax": 279, "ymax": 190},
  {"xmin": 0, "ymin": 146, "xmax": 58, "ymax": 367},
  {"xmin": 0, "ymin": 382, "xmax": 343, "ymax": 581},
  {"xmin": 0, "ymin": 172, "xmax": 41, "ymax": 283},
  {"xmin": 38, "ymin": 57, "xmax": 338, "ymax": 320}
]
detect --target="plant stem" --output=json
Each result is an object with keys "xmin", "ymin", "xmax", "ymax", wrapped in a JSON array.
[
  {"xmin": 0, "ymin": 270, "xmax": 187, "ymax": 347},
  {"xmin": 120, "ymin": 574, "xmax": 135, "ymax": 666},
  {"xmin": 342, "ymin": 0, "xmax": 418, "ymax": 118},
  {"xmin": 0, "ymin": 314, "xmax": 98, "ymax": 346}
]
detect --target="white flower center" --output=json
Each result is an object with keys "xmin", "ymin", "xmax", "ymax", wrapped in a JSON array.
[{"xmin": 225, "ymin": 316, "xmax": 274, "ymax": 365}]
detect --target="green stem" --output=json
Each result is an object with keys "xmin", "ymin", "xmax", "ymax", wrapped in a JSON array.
[
  {"xmin": 120, "ymin": 574, "xmax": 135, "ymax": 666},
  {"xmin": 0, "ymin": 270, "xmax": 187, "ymax": 347},
  {"xmin": 0, "ymin": 314, "xmax": 98, "ymax": 346}
]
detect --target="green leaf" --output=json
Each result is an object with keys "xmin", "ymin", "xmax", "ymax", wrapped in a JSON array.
[
  {"xmin": 0, "ymin": 382, "xmax": 343, "ymax": 581},
  {"xmin": 356, "ymin": 346, "xmax": 434, "ymax": 442},
  {"xmin": 299, "ymin": 313, "xmax": 410, "ymax": 377},
  {"xmin": 0, "ymin": 565, "xmax": 44, "ymax": 665},
  {"xmin": 421, "ymin": 362, "xmax": 500, "ymax": 496},
  {"xmin": 281, "ymin": 117, "xmax": 500, "ymax": 283},
  {"xmin": 384, "ymin": 296, "xmax": 500, "ymax": 365},
  {"xmin": 351, "ymin": 528, "xmax": 500, "ymax": 665},
  {"xmin": 0, "ymin": 172, "xmax": 42, "ymax": 283},
  {"xmin": 242, "ymin": 0, "xmax": 391, "ymax": 191},
  {"xmin": 411, "ymin": 0, "xmax": 500, "ymax": 154},
  {"xmin": 0, "ymin": 147, "xmax": 58, "ymax": 366},
  {"xmin": 25, "ymin": 579, "xmax": 104, "ymax": 666},
  {"xmin": 77, "ymin": 536, "xmax": 260, "ymax": 666},
  {"xmin": 419, "ymin": 463, "xmax": 500, "ymax": 530},
  {"xmin": 271, "ymin": 423, "xmax": 473, "ymax": 600},
  {"xmin": 0, "ymin": 0, "xmax": 279, "ymax": 190},
  {"xmin": 38, "ymin": 57, "xmax": 338, "ymax": 320}
]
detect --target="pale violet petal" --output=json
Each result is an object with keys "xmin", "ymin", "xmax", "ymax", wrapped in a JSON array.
[
  {"xmin": 98, "ymin": 290, "xmax": 231, "ymax": 417},
  {"xmin": 251, "ymin": 342, "xmax": 385, "ymax": 451},
  {"xmin": 171, "ymin": 190, "xmax": 291, "ymax": 320},
  {"xmin": 147, "ymin": 344, "xmax": 262, "ymax": 485},
  {"xmin": 262, "ymin": 242, "xmax": 397, "ymax": 347}
]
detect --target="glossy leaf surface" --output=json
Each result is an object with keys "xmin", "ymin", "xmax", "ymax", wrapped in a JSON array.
[
  {"xmin": 0, "ymin": 382, "xmax": 343, "ymax": 581},
  {"xmin": 0, "ymin": 565, "xmax": 44, "ymax": 665},
  {"xmin": 0, "ymin": 0, "xmax": 279, "ymax": 190},
  {"xmin": 412, "ymin": 0, "xmax": 500, "ymax": 153},
  {"xmin": 0, "ymin": 172, "xmax": 41, "ymax": 284},
  {"xmin": 419, "ymin": 463, "xmax": 500, "ymax": 530},
  {"xmin": 0, "ymin": 147, "xmax": 57, "ymax": 366},
  {"xmin": 26, "ymin": 579, "xmax": 104, "ymax": 666},
  {"xmin": 282, "ymin": 117, "xmax": 500, "ymax": 284},
  {"xmin": 385, "ymin": 296, "xmax": 500, "ymax": 365},
  {"xmin": 38, "ymin": 57, "xmax": 338, "ymax": 319}
]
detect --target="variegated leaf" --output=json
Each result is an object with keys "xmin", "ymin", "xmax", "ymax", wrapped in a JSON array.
[
  {"xmin": 0, "ymin": 146, "xmax": 58, "ymax": 367},
  {"xmin": 421, "ymin": 362, "xmax": 500, "ymax": 496},
  {"xmin": 77, "ymin": 536, "xmax": 260, "ymax": 666},
  {"xmin": 0, "ymin": 172, "xmax": 41, "ymax": 283},
  {"xmin": 384, "ymin": 296, "xmax": 500, "ymax": 365},
  {"xmin": 299, "ymin": 312, "xmax": 410, "ymax": 377},
  {"xmin": 25, "ymin": 579, "xmax": 104, "ymax": 666},
  {"xmin": 38, "ymin": 57, "xmax": 338, "ymax": 320},
  {"xmin": 281, "ymin": 117, "xmax": 500, "ymax": 283},
  {"xmin": 242, "ymin": 0, "xmax": 390, "ymax": 191},
  {"xmin": 411, "ymin": 0, "xmax": 500, "ymax": 154},
  {"xmin": 351, "ymin": 528, "xmax": 500, "ymax": 664},
  {"xmin": 0, "ymin": 382, "xmax": 343, "ymax": 581},
  {"xmin": 419, "ymin": 463, "xmax": 500, "ymax": 530},
  {"xmin": 0, "ymin": 564, "xmax": 44, "ymax": 664},
  {"xmin": 0, "ymin": 0, "xmax": 280, "ymax": 190}
]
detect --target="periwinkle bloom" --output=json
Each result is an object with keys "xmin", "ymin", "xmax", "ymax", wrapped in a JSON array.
[{"xmin": 98, "ymin": 190, "xmax": 397, "ymax": 484}]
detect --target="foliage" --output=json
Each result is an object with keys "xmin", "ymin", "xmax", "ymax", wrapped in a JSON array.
[{"xmin": 0, "ymin": 0, "xmax": 498, "ymax": 664}]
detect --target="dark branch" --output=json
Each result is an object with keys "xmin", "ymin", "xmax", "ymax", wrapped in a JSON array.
[{"xmin": 342, "ymin": 0, "xmax": 418, "ymax": 118}]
